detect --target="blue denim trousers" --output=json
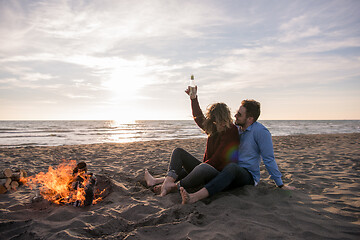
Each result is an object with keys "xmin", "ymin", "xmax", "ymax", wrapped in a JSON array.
[{"xmin": 205, "ymin": 162, "xmax": 254, "ymax": 196}]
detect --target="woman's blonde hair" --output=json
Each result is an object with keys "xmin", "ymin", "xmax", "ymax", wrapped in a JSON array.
[{"xmin": 202, "ymin": 102, "xmax": 233, "ymax": 136}]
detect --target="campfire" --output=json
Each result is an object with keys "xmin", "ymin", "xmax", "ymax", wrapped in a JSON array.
[{"xmin": 22, "ymin": 160, "xmax": 105, "ymax": 207}]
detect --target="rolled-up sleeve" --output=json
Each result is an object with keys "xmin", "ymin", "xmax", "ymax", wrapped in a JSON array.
[
  {"xmin": 191, "ymin": 97, "xmax": 205, "ymax": 131},
  {"xmin": 255, "ymin": 128, "xmax": 283, "ymax": 186}
]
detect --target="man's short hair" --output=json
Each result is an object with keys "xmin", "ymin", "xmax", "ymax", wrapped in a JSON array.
[{"xmin": 241, "ymin": 99, "xmax": 260, "ymax": 121}]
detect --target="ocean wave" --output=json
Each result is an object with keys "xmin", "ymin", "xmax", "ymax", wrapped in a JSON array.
[{"xmin": 0, "ymin": 120, "xmax": 359, "ymax": 147}]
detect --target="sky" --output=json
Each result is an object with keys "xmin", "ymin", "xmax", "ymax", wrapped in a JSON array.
[{"xmin": 0, "ymin": 0, "xmax": 360, "ymax": 121}]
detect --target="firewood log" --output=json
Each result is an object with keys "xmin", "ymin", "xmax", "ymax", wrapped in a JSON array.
[
  {"xmin": 9, "ymin": 172, "xmax": 20, "ymax": 181},
  {"xmin": 20, "ymin": 169, "xmax": 27, "ymax": 178},
  {"xmin": 4, "ymin": 178, "xmax": 11, "ymax": 191},
  {"xmin": 0, "ymin": 169, "xmax": 12, "ymax": 179},
  {"xmin": 0, "ymin": 185, "xmax": 6, "ymax": 194},
  {"xmin": 11, "ymin": 181, "xmax": 19, "ymax": 190},
  {"xmin": 0, "ymin": 179, "xmax": 7, "ymax": 193},
  {"xmin": 11, "ymin": 172, "xmax": 22, "ymax": 181},
  {"xmin": 0, "ymin": 170, "xmax": 27, "ymax": 182}
]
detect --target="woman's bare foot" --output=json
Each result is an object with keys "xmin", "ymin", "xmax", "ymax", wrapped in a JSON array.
[
  {"xmin": 145, "ymin": 169, "xmax": 166, "ymax": 187},
  {"xmin": 152, "ymin": 185, "xmax": 162, "ymax": 194},
  {"xmin": 160, "ymin": 176, "xmax": 177, "ymax": 196},
  {"xmin": 144, "ymin": 169, "xmax": 157, "ymax": 187}
]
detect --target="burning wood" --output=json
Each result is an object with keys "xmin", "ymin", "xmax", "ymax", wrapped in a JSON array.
[
  {"xmin": 22, "ymin": 160, "xmax": 105, "ymax": 207},
  {"xmin": 69, "ymin": 161, "xmax": 97, "ymax": 206}
]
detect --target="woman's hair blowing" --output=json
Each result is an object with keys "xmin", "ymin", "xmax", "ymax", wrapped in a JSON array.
[{"xmin": 202, "ymin": 102, "xmax": 232, "ymax": 136}]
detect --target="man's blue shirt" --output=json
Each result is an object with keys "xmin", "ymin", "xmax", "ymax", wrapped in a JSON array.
[{"xmin": 238, "ymin": 121, "xmax": 283, "ymax": 186}]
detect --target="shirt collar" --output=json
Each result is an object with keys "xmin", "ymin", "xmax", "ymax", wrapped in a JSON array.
[{"xmin": 239, "ymin": 122, "xmax": 255, "ymax": 134}]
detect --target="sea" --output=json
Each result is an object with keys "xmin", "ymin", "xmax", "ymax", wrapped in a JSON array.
[{"xmin": 0, "ymin": 120, "xmax": 359, "ymax": 148}]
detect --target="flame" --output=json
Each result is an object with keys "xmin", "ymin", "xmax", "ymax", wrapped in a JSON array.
[{"xmin": 23, "ymin": 160, "xmax": 103, "ymax": 206}]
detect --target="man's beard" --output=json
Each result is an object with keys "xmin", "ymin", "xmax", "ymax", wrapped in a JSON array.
[{"xmin": 235, "ymin": 121, "xmax": 244, "ymax": 127}]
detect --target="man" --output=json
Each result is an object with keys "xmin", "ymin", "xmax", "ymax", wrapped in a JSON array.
[{"xmin": 180, "ymin": 99, "xmax": 295, "ymax": 204}]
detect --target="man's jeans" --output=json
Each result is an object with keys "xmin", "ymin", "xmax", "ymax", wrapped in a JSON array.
[{"xmin": 205, "ymin": 162, "xmax": 254, "ymax": 196}]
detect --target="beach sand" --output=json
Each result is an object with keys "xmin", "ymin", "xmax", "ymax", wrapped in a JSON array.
[{"xmin": 0, "ymin": 133, "xmax": 359, "ymax": 239}]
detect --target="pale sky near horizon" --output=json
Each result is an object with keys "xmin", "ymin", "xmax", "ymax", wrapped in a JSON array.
[{"xmin": 1, "ymin": 0, "xmax": 359, "ymax": 121}]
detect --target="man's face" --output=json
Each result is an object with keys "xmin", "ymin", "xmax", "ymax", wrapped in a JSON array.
[{"xmin": 234, "ymin": 106, "xmax": 247, "ymax": 127}]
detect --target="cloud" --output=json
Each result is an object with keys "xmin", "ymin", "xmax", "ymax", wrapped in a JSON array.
[
  {"xmin": 0, "ymin": 64, "xmax": 56, "ymax": 89},
  {"xmin": 0, "ymin": 0, "xmax": 230, "ymax": 101},
  {"xmin": 0, "ymin": 0, "xmax": 359, "ymax": 120},
  {"xmin": 65, "ymin": 94, "xmax": 94, "ymax": 99},
  {"xmin": 181, "ymin": 41, "xmax": 360, "ymax": 95},
  {"xmin": 277, "ymin": 12, "xmax": 324, "ymax": 43},
  {"xmin": 0, "ymin": 0, "xmax": 227, "ymax": 56}
]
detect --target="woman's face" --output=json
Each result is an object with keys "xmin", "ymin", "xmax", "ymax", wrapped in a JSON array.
[{"xmin": 214, "ymin": 120, "xmax": 228, "ymax": 132}]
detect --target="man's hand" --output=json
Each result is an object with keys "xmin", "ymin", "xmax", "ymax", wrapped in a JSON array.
[{"xmin": 281, "ymin": 185, "xmax": 296, "ymax": 190}]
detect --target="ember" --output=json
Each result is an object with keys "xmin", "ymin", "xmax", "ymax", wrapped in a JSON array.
[{"xmin": 23, "ymin": 160, "xmax": 105, "ymax": 206}]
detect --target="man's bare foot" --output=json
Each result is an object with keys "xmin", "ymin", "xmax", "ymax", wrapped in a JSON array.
[
  {"xmin": 282, "ymin": 185, "xmax": 296, "ymax": 190},
  {"xmin": 144, "ymin": 169, "xmax": 156, "ymax": 187},
  {"xmin": 180, "ymin": 187, "xmax": 209, "ymax": 204},
  {"xmin": 180, "ymin": 187, "xmax": 191, "ymax": 204},
  {"xmin": 160, "ymin": 176, "xmax": 177, "ymax": 196}
]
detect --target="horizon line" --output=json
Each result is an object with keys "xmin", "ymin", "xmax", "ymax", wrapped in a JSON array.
[{"xmin": 0, "ymin": 119, "xmax": 359, "ymax": 121}]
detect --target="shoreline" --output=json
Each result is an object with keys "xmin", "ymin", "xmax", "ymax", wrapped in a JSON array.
[
  {"xmin": 0, "ymin": 132, "xmax": 359, "ymax": 149},
  {"xmin": 0, "ymin": 133, "xmax": 359, "ymax": 239}
]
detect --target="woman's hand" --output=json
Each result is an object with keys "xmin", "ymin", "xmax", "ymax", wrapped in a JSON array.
[{"xmin": 185, "ymin": 86, "xmax": 197, "ymax": 99}]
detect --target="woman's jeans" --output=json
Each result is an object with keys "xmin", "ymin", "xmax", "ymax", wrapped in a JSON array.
[
  {"xmin": 167, "ymin": 148, "xmax": 219, "ymax": 189},
  {"xmin": 205, "ymin": 162, "xmax": 254, "ymax": 196}
]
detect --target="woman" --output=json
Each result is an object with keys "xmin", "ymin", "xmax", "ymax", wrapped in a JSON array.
[{"xmin": 145, "ymin": 85, "xmax": 239, "ymax": 196}]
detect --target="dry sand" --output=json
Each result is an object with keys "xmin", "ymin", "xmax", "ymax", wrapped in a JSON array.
[{"xmin": 0, "ymin": 133, "xmax": 359, "ymax": 239}]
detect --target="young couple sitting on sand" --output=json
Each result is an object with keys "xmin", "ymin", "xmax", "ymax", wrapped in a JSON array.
[{"xmin": 145, "ymin": 86, "xmax": 295, "ymax": 204}]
